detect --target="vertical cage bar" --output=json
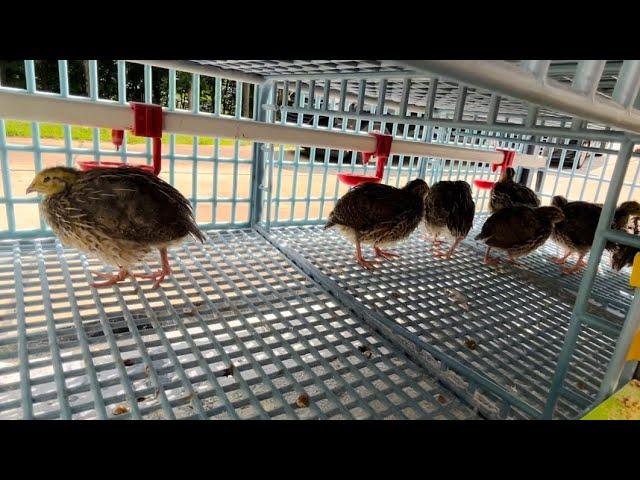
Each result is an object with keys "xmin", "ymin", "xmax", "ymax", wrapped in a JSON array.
[
  {"xmin": 339, "ymin": 79, "xmax": 347, "ymax": 113},
  {"xmin": 88, "ymin": 60, "xmax": 98, "ymax": 101},
  {"xmin": 250, "ymin": 81, "xmax": 272, "ymax": 226},
  {"xmin": 24, "ymin": 60, "xmax": 36, "ymax": 93},
  {"xmin": 376, "ymin": 78, "xmax": 387, "ymax": 116},
  {"xmin": 58, "ymin": 60, "xmax": 69, "ymax": 97},
  {"xmin": 191, "ymin": 73, "xmax": 200, "ymax": 215},
  {"xmin": 168, "ymin": 69, "xmax": 177, "ymax": 185},
  {"xmin": 231, "ymin": 80, "xmax": 242, "ymax": 224},
  {"xmin": 302, "ymin": 94, "xmax": 322, "ymax": 221},
  {"xmin": 425, "ymin": 77, "xmax": 438, "ymax": 120},
  {"xmin": 116, "ymin": 61, "xmax": 127, "ymax": 165},
  {"xmin": 212, "ymin": 77, "xmax": 222, "ymax": 224},
  {"xmin": 613, "ymin": 60, "xmax": 640, "ymax": 108},
  {"xmin": 543, "ymin": 139, "xmax": 635, "ymax": 419},
  {"xmin": 399, "ymin": 78, "xmax": 411, "ymax": 118},
  {"xmin": 322, "ymin": 79, "xmax": 330, "ymax": 112},
  {"xmin": 58, "ymin": 60, "xmax": 74, "ymax": 168},
  {"xmin": 0, "ymin": 119, "xmax": 16, "ymax": 232},
  {"xmin": 453, "ymin": 85, "xmax": 467, "ymax": 122}
]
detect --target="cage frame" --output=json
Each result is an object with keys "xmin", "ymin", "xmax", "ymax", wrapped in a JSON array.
[{"xmin": 2, "ymin": 59, "xmax": 640, "ymax": 419}]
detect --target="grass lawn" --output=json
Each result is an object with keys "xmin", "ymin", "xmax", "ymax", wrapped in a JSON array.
[{"xmin": 4, "ymin": 120, "xmax": 252, "ymax": 146}]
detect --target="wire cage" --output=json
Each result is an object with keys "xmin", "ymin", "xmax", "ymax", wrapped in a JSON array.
[{"xmin": 1, "ymin": 59, "xmax": 640, "ymax": 420}]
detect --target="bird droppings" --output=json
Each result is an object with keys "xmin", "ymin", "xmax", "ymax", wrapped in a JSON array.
[
  {"xmin": 221, "ymin": 363, "xmax": 235, "ymax": 377},
  {"xmin": 358, "ymin": 345, "xmax": 373, "ymax": 358},
  {"xmin": 296, "ymin": 392, "xmax": 310, "ymax": 408},
  {"xmin": 436, "ymin": 394, "xmax": 448, "ymax": 405},
  {"xmin": 464, "ymin": 339, "xmax": 477, "ymax": 350},
  {"xmin": 123, "ymin": 358, "xmax": 135, "ymax": 367},
  {"xmin": 444, "ymin": 288, "xmax": 469, "ymax": 310},
  {"xmin": 112, "ymin": 405, "xmax": 129, "ymax": 416}
]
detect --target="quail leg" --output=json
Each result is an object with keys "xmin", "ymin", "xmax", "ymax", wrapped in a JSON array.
[
  {"xmin": 355, "ymin": 239, "xmax": 376, "ymax": 271},
  {"xmin": 435, "ymin": 237, "xmax": 462, "ymax": 260},
  {"xmin": 133, "ymin": 248, "xmax": 172, "ymax": 289},
  {"xmin": 89, "ymin": 266, "xmax": 131, "ymax": 288},
  {"xmin": 431, "ymin": 233, "xmax": 442, "ymax": 247},
  {"xmin": 374, "ymin": 246, "xmax": 400, "ymax": 261},
  {"xmin": 562, "ymin": 253, "xmax": 587, "ymax": 274},
  {"xmin": 551, "ymin": 250, "xmax": 571, "ymax": 265},
  {"xmin": 507, "ymin": 253, "xmax": 523, "ymax": 267},
  {"xmin": 483, "ymin": 246, "xmax": 500, "ymax": 266}
]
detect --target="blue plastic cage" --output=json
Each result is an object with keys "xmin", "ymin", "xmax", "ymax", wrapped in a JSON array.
[{"xmin": 1, "ymin": 59, "xmax": 640, "ymax": 419}]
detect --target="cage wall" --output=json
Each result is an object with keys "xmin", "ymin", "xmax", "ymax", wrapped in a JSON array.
[
  {"xmin": 259, "ymin": 79, "xmax": 634, "ymax": 228},
  {"xmin": 0, "ymin": 60, "xmax": 259, "ymax": 237},
  {"xmin": 1, "ymin": 59, "xmax": 639, "ymax": 420}
]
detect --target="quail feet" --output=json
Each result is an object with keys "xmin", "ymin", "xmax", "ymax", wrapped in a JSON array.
[
  {"xmin": 132, "ymin": 248, "xmax": 172, "ymax": 289},
  {"xmin": 434, "ymin": 237, "xmax": 462, "ymax": 260},
  {"xmin": 561, "ymin": 255, "xmax": 587, "ymax": 275},
  {"xmin": 507, "ymin": 253, "xmax": 523, "ymax": 267},
  {"xmin": 89, "ymin": 267, "xmax": 131, "ymax": 288},
  {"xmin": 355, "ymin": 241, "xmax": 378, "ymax": 271},
  {"xmin": 551, "ymin": 251, "xmax": 571, "ymax": 265},
  {"xmin": 374, "ymin": 247, "xmax": 400, "ymax": 261},
  {"xmin": 482, "ymin": 246, "xmax": 500, "ymax": 266}
]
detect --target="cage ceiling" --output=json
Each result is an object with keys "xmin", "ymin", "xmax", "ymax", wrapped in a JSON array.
[{"xmin": 150, "ymin": 60, "xmax": 635, "ymax": 130}]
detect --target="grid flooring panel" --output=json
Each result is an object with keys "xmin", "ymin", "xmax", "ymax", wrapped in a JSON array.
[
  {"xmin": 464, "ymin": 214, "xmax": 634, "ymax": 317},
  {"xmin": 0, "ymin": 229, "xmax": 479, "ymax": 420},
  {"xmin": 267, "ymin": 225, "xmax": 624, "ymax": 419}
]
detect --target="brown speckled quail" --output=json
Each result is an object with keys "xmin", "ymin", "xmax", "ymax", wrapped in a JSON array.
[
  {"xmin": 325, "ymin": 179, "xmax": 429, "ymax": 270},
  {"xmin": 475, "ymin": 205, "xmax": 564, "ymax": 265},
  {"xmin": 26, "ymin": 166, "xmax": 205, "ymax": 289},
  {"xmin": 549, "ymin": 195, "xmax": 602, "ymax": 274},
  {"xmin": 423, "ymin": 180, "xmax": 475, "ymax": 259},
  {"xmin": 490, "ymin": 167, "xmax": 540, "ymax": 212},
  {"xmin": 607, "ymin": 201, "xmax": 640, "ymax": 271}
]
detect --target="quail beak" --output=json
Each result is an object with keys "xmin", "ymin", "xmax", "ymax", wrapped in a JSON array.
[{"xmin": 26, "ymin": 181, "xmax": 36, "ymax": 195}]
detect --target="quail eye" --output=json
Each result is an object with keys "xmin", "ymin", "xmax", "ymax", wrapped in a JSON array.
[{"xmin": 43, "ymin": 177, "xmax": 50, "ymax": 183}]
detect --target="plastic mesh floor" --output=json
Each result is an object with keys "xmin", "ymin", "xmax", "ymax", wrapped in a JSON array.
[
  {"xmin": 0, "ymin": 229, "xmax": 481, "ymax": 420},
  {"xmin": 264, "ymin": 224, "xmax": 626, "ymax": 420},
  {"xmin": 465, "ymin": 214, "xmax": 635, "ymax": 317}
]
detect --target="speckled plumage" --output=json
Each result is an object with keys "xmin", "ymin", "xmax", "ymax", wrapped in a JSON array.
[
  {"xmin": 423, "ymin": 180, "xmax": 475, "ymax": 259},
  {"xmin": 490, "ymin": 167, "xmax": 540, "ymax": 212},
  {"xmin": 424, "ymin": 181, "xmax": 475, "ymax": 238},
  {"xmin": 548, "ymin": 196, "xmax": 602, "ymax": 273},
  {"xmin": 606, "ymin": 201, "xmax": 640, "ymax": 271},
  {"xmin": 325, "ymin": 179, "xmax": 429, "ymax": 269},
  {"xmin": 475, "ymin": 205, "xmax": 564, "ymax": 263},
  {"xmin": 37, "ymin": 166, "xmax": 204, "ymax": 285},
  {"xmin": 551, "ymin": 196, "xmax": 601, "ymax": 255}
]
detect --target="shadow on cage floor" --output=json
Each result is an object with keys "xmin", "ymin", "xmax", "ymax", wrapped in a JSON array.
[{"xmin": 0, "ymin": 230, "xmax": 482, "ymax": 420}]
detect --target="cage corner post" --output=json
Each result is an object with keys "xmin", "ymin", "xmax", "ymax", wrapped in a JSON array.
[
  {"xmin": 542, "ymin": 138, "xmax": 636, "ymax": 420},
  {"xmin": 250, "ymin": 80, "xmax": 275, "ymax": 228}
]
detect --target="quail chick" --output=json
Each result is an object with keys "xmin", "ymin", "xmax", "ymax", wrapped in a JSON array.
[
  {"xmin": 549, "ymin": 195, "xmax": 602, "ymax": 274},
  {"xmin": 324, "ymin": 179, "xmax": 429, "ymax": 270},
  {"xmin": 423, "ymin": 180, "xmax": 475, "ymax": 259},
  {"xmin": 26, "ymin": 166, "xmax": 205, "ymax": 289},
  {"xmin": 490, "ymin": 167, "xmax": 540, "ymax": 212},
  {"xmin": 475, "ymin": 205, "xmax": 564, "ymax": 265},
  {"xmin": 607, "ymin": 201, "xmax": 640, "ymax": 271}
]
